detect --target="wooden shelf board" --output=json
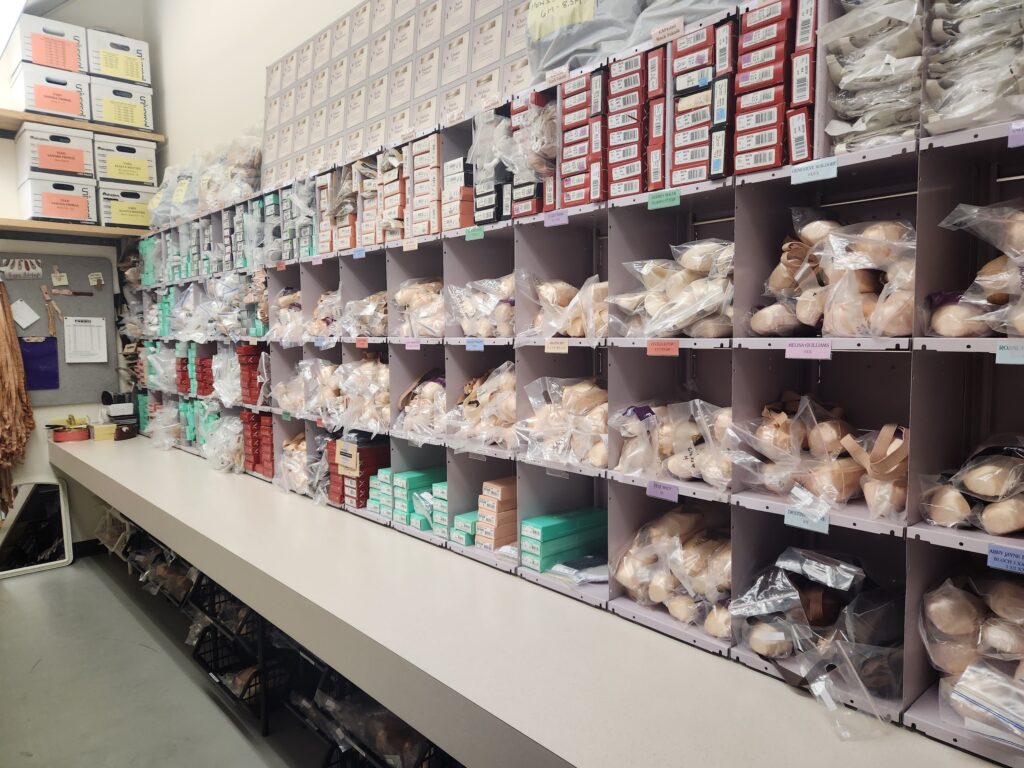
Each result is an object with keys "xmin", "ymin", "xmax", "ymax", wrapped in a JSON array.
[
  {"xmin": 0, "ymin": 217, "xmax": 144, "ymax": 240},
  {"xmin": 0, "ymin": 108, "xmax": 165, "ymax": 144}
]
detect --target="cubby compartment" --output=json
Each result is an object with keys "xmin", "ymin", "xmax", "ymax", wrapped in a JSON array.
[
  {"xmin": 339, "ymin": 250, "xmax": 388, "ymax": 341},
  {"xmin": 444, "ymin": 343, "xmax": 516, "ymax": 459},
  {"xmin": 442, "ymin": 228, "xmax": 515, "ymax": 343},
  {"xmin": 444, "ymin": 450, "xmax": 518, "ymax": 572},
  {"xmin": 300, "ymin": 258, "xmax": 342, "ymax": 344},
  {"xmin": 389, "ymin": 343, "xmax": 446, "ymax": 445},
  {"xmin": 386, "ymin": 240, "xmax": 444, "ymax": 343}
]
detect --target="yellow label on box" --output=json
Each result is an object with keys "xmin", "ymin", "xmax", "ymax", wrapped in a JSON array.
[
  {"xmin": 528, "ymin": 0, "xmax": 594, "ymax": 42},
  {"xmin": 107, "ymin": 156, "xmax": 150, "ymax": 182},
  {"xmin": 110, "ymin": 201, "xmax": 149, "ymax": 225},
  {"xmin": 99, "ymin": 49, "xmax": 143, "ymax": 82},
  {"xmin": 102, "ymin": 98, "xmax": 144, "ymax": 127},
  {"xmin": 171, "ymin": 179, "xmax": 190, "ymax": 205}
]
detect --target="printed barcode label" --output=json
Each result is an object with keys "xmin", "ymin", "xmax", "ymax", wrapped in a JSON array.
[
  {"xmin": 563, "ymin": 91, "xmax": 588, "ymax": 110},
  {"xmin": 651, "ymin": 101, "xmax": 665, "ymax": 139},
  {"xmin": 672, "ymin": 48, "xmax": 711, "ymax": 75},
  {"xmin": 564, "ymin": 107, "xmax": 588, "ymax": 126},
  {"xmin": 735, "ymin": 147, "xmax": 778, "ymax": 170},
  {"xmin": 674, "ymin": 125, "xmax": 710, "ymax": 148},
  {"xmin": 562, "ymin": 75, "xmax": 588, "ymax": 94},
  {"xmin": 563, "ymin": 140, "xmax": 589, "ymax": 160},
  {"xmin": 671, "ymin": 164, "xmax": 708, "ymax": 185},
  {"xmin": 609, "ymin": 144, "xmax": 640, "ymax": 164},
  {"xmin": 737, "ymin": 106, "xmax": 780, "ymax": 132},
  {"xmin": 741, "ymin": 23, "xmax": 778, "ymax": 49},
  {"xmin": 789, "ymin": 112, "xmax": 810, "ymax": 162},
  {"xmin": 746, "ymin": 1, "xmax": 783, "ymax": 27},
  {"xmin": 737, "ymin": 127, "xmax": 780, "ymax": 151},
  {"xmin": 710, "ymin": 130, "xmax": 726, "ymax": 175},
  {"xmin": 650, "ymin": 149, "xmax": 663, "ymax": 182},
  {"xmin": 738, "ymin": 64, "xmax": 777, "ymax": 88},
  {"xmin": 561, "ymin": 157, "xmax": 588, "ymax": 176},
  {"xmin": 675, "ymin": 67, "xmax": 713, "ymax": 92},
  {"xmin": 590, "ymin": 75, "xmax": 604, "ymax": 114},
  {"xmin": 674, "ymin": 145, "xmax": 710, "ymax": 166},
  {"xmin": 796, "ymin": 0, "xmax": 816, "ymax": 48},
  {"xmin": 714, "ymin": 23, "xmax": 732, "ymax": 74},
  {"xmin": 590, "ymin": 163, "xmax": 603, "ymax": 199},
  {"xmin": 608, "ymin": 109, "xmax": 640, "ymax": 129},
  {"xmin": 648, "ymin": 55, "xmax": 661, "ymax": 92},
  {"xmin": 564, "ymin": 124, "xmax": 590, "ymax": 144},
  {"xmin": 738, "ymin": 85, "xmax": 783, "ymax": 110},
  {"xmin": 610, "ymin": 178, "xmax": 642, "ymax": 197},
  {"xmin": 675, "ymin": 106, "xmax": 711, "ymax": 130},
  {"xmin": 562, "ymin": 173, "xmax": 585, "ymax": 191},
  {"xmin": 675, "ymin": 26, "xmax": 712, "ymax": 53},
  {"xmin": 792, "ymin": 52, "xmax": 812, "ymax": 104},
  {"xmin": 611, "ymin": 160, "xmax": 643, "ymax": 181},
  {"xmin": 608, "ymin": 90, "xmax": 641, "ymax": 112},
  {"xmin": 611, "ymin": 55, "xmax": 642, "ymax": 78},
  {"xmin": 591, "ymin": 125, "xmax": 603, "ymax": 154},
  {"xmin": 712, "ymin": 78, "xmax": 730, "ymax": 124},
  {"xmin": 564, "ymin": 187, "xmax": 587, "ymax": 203},
  {"xmin": 740, "ymin": 43, "xmax": 781, "ymax": 69}
]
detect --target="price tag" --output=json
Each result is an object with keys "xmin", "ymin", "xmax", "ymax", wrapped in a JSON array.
[
  {"xmin": 646, "ymin": 480, "xmax": 679, "ymax": 502},
  {"xmin": 545, "ymin": 65, "xmax": 570, "ymax": 86},
  {"xmin": 988, "ymin": 544, "xmax": 1024, "ymax": 574},
  {"xmin": 791, "ymin": 156, "xmax": 838, "ymax": 185},
  {"xmin": 785, "ymin": 339, "xmax": 832, "ymax": 360},
  {"xmin": 311, "ymin": 256, "xmax": 323, "ymax": 266},
  {"xmin": 355, "ymin": 337, "xmax": 369, "ymax": 349},
  {"xmin": 785, "ymin": 505, "xmax": 830, "ymax": 533},
  {"xmin": 544, "ymin": 338, "xmax": 569, "ymax": 354},
  {"xmin": 466, "ymin": 338, "xmax": 484, "ymax": 351},
  {"xmin": 402, "ymin": 238, "xmax": 418, "ymax": 251},
  {"xmin": 996, "ymin": 340, "xmax": 1024, "ymax": 365},
  {"xmin": 1010, "ymin": 121, "xmax": 1024, "ymax": 149},
  {"xmin": 405, "ymin": 340, "xmax": 421, "ymax": 350},
  {"xmin": 648, "ymin": 189, "xmax": 681, "ymax": 210},
  {"xmin": 544, "ymin": 210, "xmax": 569, "ymax": 227},
  {"xmin": 276, "ymin": 261, "xmax": 286, "ymax": 271},
  {"xmin": 353, "ymin": 247, "xmax": 367, "ymax": 259},
  {"xmin": 646, "ymin": 338, "xmax": 679, "ymax": 357},
  {"xmin": 651, "ymin": 18, "xmax": 685, "ymax": 45},
  {"xmin": 465, "ymin": 226, "xmax": 484, "ymax": 241}
]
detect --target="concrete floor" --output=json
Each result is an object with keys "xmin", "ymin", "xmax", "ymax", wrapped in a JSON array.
[{"xmin": 0, "ymin": 555, "xmax": 323, "ymax": 768}]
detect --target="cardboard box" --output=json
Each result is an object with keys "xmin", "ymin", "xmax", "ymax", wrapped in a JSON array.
[
  {"xmin": 432, "ymin": 522, "xmax": 450, "ymax": 539},
  {"xmin": 478, "ymin": 493, "xmax": 516, "ymax": 515},
  {"xmin": 673, "ymin": 125, "xmax": 711, "ymax": 149},
  {"xmin": 607, "ymin": 89, "xmax": 641, "ymax": 115},
  {"xmin": 714, "ymin": 17, "xmax": 736, "ymax": 76},
  {"xmin": 86, "ymin": 28, "xmax": 151, "ymax": 85},
  {"xmin": 741, "ymin": 0, "xmax": 792, "ymax": 33},
  {"xmin": 735, "ymin": 124, "xmax": 783, "ymax": 154},
  {"xmin": 608, "ymin": 107, "xmax": 641, "ymax": 131},
  {"xmin": 735, "ymin": 61, "xmax": 785, "ymax": 94},
  {"xmin": 711, "ymin": 76, "xmax": 732, "ymax": 128},
  {"xmin": 1, "ymin": 14, "xmax": 86, "ymax": 73},
  {"xmin": 674, "ymin": 67, "xmax": 714, "ymax": 96},
  {"xmin": 649, "ymin": 97, "xmax": 666, "ymax": 147},
  {"xmin": 790, "ymin": 49, "xmax": 814, "ymax": 108},
  {"xmin": 647, "ymin": 146, "xmax": 665, "ymax": 190},
  {"xmin": 672, "ymin": 143, "xmax": 711, "ymax": 168},
  {"xmin": 9, "ymin": 63, "xmax": 90, "ymax": 119},
  {"xmin": 450, "ymin": 528, "xmax": 475, "ymax": 546},
  {"xmin": 609, "ymin": 177, "xmax": 642, "ymax": 198},
  {"xmin": 98, "ymin": 182, "xmax": 153, "ymax": 227},
  {"xmin": 19, "ymin": 172, "xmax": 96, "ymax": 222},
  {"xmin": 609, "ymin": 158, "xmax": 643, "ymax": 184},
  {"xmin": 675, "ymin": 105, "xmax": 711, "ymax": 132},
  {"xmin": 475, "ymin": 517, "xmax": 517, "ymax": 539},
  {"xmin": 787, "ymin": 107, "xmax": 812, "ymax": 164},
  {"xmin": 739, "ymin": 20, "xmax": 789, "ymax": 52},
  {"xmin": 454, "ymin": 511, "xmax": 478, "ymax": 534},
  {"xmin": 93, "ymin": 135, "xmax": 157, "ymax": 186},
  {"xmin": 15, "ymin": 122, "xmax": 93, "ymax": 180},
  {"xmin": 675, "ymin": 88, "xmax": 712, "ymax": 114},
  {"xmin": 520, "ymin": 525, "xmax": 606, "ymax": 558},
  {"xmin": 647, "ymin": 46, "xmax": 666, "ymax": 98},
  {"xmin": 670, "ymin": 162, "xmax": 710, "ymax": 187},
  {"xmin": 90, "ymin": 77, "xmax": 154, "ymax": 131},
  {"xmin": 481, "ymin": 476, "xmax": 515, "ymax": 500},
  {"xmin": 794, "ymin": 0, "xmax": 818, "ymax": 51},
  {"xmin": 736, "ymin": 83, "xmax": 786, "ymax": 113},
  {"xmin": 735, "ymin": 143, "xmax": 783, "ymax": 173},
  {"xmin": 672, "ymin": 45, "xmax": 712, "ymax": 76},
  {"xmin": 520, "ymin": 507, "xmax": 605, "ymax": 542},
  {"xmin": 739, "ymin": 40, "xmax": 787, "ymax": 71},
  {"xmin": 673, "ymin": 25, "xmax": 713, "ymax": 56}
]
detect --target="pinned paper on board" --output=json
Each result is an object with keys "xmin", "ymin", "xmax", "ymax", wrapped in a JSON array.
[
  {"xmin": 63, "ymin": 316, "xmax": 107, "ymax": 363},
  {"xmin": 51, "ymin": 266, "xmax": 69, "ymax": 287},
  {"xmin": 88, "ymin": 272, "xmax": 105, "ymax": 288},
  {"xmin": 19, "ymin": 337, "xmax": 59, "ymax": 390},
  {"xmin": 10, "ymin": 300, "xmax": 40, "ymax": 330},
  {"xmin": 0, "ymin": 258, "xmax": 42, "ymax": 279}
]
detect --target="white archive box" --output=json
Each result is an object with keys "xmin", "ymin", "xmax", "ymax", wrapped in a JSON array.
[
  {"xmin": 417, "ymin": 1, "xmax": 443, "ymax": 49},
  {"xmin": 444, "ymin": 0, "xmax": 472, "ymax": 36},
  {"xmin": 19, "ymin": 172, "xmax": 97, "ymax": 223},
  {"xmin": 414, "ymin": 48, "xmax": 439, "ymax": 98},
  {"xmin": 89, "ymin": 77, "xmax": 154, "ymax": 131},
  {"xmin": 93, "ymin": 134, "xmax": 157, "ymax": 186},
  {"xmin": 389, "ymin": 61, "xmax": 413, "ymax": 109},
  {"xmin": 504, "ymin": 1, "xmax": 530, "ymax": 57},
  {"xmin": 371, "ymin": 0, "xmax": 394, "ymax": 33},
  {"xmin": 391, "ymin": 14, "xmax": 416, "ymax": 64},
  {"xmin": 6, "ymin": 62, "xmax": 90, "ymax": 120},
  {"xmin": 470, "ymin": 13, "xmax": 504, "ymax": 73},
  {"xmin": 369, "ymin": 29, "xmax": 391, "ymax": 77},
  {"xmin": 15, "ymin": 121, "xmax": 94, "ymax": 181},
  {"xmin": 441, "ymin": 30, "xmax": 470, "ymax": 86},
  {"xmin": 98, "ymin": 182, "xmax": 154, "ymax": 227},
  {"xmin": 471, "ymin": 67, "xmax": 503, "ymax": 112},
  {"xmin": 313, "ymin": 28, "xmax": 332, "ymax": 71},
  {"xmin": 0, "ymin": 14, "xmax": 86, "ymax": 74},
  {"xmin": 504, "ymin": 55, "xmax": 532, "ymax": 100},
  {"xmin": 86, "ymin": 29, "xmax": 151, "ymax": 85},
  {"xmin": 351, "ymin": 2, "xmax": 371, "ymax": 45}
]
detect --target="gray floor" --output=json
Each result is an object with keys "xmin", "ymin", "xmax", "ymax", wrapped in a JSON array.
[{"xmin": 0, "ymin": 555, "xmax": 323, "ymax": 768}]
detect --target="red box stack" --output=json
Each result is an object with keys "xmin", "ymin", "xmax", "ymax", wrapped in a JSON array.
[
  {"xmin": 236, "ymin": 344, "xmax": 267, "ymax": 406},
  {"xmin": 670, "ymin": 14, "xmax": 737, "ymax": 188},
  {"xmin": 559, "ymin": 69, "xmax": 606, "ymax": 208},
  {"xmin": 195, "ymin": 357, "xmax": 213, "ymax": 397},
  {"xmin": 176, "ymin": 357, "xmax": 190, "ymax": 395},
  {"xmin": 510, "ymin": 92, "xmax": 555, "ymax": 218},
  {"xmin": 787, "ymin": 0, "xmax": 817, "ymax": 164},
  {"xmin": 326, "ymin": 437, "xmax": 390, "ymax": 509},
  {"xmin": 607, "ymin": 50, "xmax": 648, "ymax": 200},
  {"xmin": 241, "ymin": 410, "xmax": 274, "ymax": 478}
]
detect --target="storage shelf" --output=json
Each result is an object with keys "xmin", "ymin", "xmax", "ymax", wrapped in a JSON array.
[
  {"xmin": 607, "ymin": 337, "xmax": 731, "ymax": 350},
  {"xmin": 517, "ymin": 568, "xmax": 608, "ymax": 608},
  {"xmin": 0, "ymin": 217, "xmax": 145, "ymax": 240},
  {"xmin": 912, "ymin": 337, "xmax": 1006, "ymax": 354},
  {"xmin": 608, "ymin": 470, "xmax": 728, "ymax": 504},
  {"xmin": 344, "ymin": 504, "xmax": 392, "ymax": 527},
  {"xmin": 515, "ymin": 336, "xmax": 606, "ymax": 348},
  {"xmin": 392, "ymin": 520, "xmax": 449, "ymax": 547},
  {"xmin": 607, "ymin": 597, "xmax": 731, "ymax": 656},
  {"xmin": 446, "ymin": 540, "xmax": 519, "ymax": 573},
  {"xmin": 907, "ymin": 522, "xmax": 1024, "ymax": 555},
  {"xmin": 730, "ymin": 490, "xmax": 905, "ymax": 537},
  {"xmin": 733, "ymin": 337, "xmax": 911, "ymax": 351},
  {"xmin": 518, "ymin": 455, "xmax": 606, "ymax": 479},
  {"xmin": 0, "ymin": 107, "xmax": 166, "ymax": 144}
]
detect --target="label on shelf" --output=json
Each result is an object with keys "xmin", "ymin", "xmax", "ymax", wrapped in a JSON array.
[
  {"xmin": 791, "ymin": 157, "xmax": 838, "ymax": 185},
  {"xmin": 276, "ymin": 262, "xmax": 286, "ymax": 271},
  {"xmin": 647, "ymin": 338, "xmax": 679, "ymax": 356},
  {"xmin": 248, "ymin": 339, "xmax": 258, "ymax": 346},
  {"xmin": 545, "ymin": 65, "xmax": 570, "ymax": 86},
  {"xmin": 402, "ymin": 238, "xmax": 418, "ymax": 251},
  {"xmin": 651, "ymin": 18, "xmax": 685, "ymax": 45},
  {"xmin": 996, "ymin": 341, "xmax": 1024, "ymax": 365},
  {"xmin": 313, "ymin": 336, "xmax": 329, "ymax": 349},
  {"xmin": 355, "ymin": 338, "xmax": 369, "ymax": 349},
  {"xmin": 784, "ymin": 505, "xmax": 829, "ymax": 533},
  {"xmin": 544, "ymin": 210, "xmax": 569, "ymax": 227},
  {"xmin": 311, "ymin": 256, "xmax": 323, "ymax": 266},
  {"xmin": 282, "ymin": 411, "xmax": 292, "ymax": 421},
  {"xmin": 316, "ymin": 418, "xmax": 324, "ymax": 428},
  {"xmin": 465, "ymin": 226, "xmax": 484, "ymax": 241},
  {"xmin": 1009, "ymin": 121, "xmax": 1024, "ymax": 149},
  {"xmin": 988, "ymin": 544, "xmax": 1024, "ymax": 574},
  {"xmin": 544, "ymin": 338, "xmax": 570, "ymax": 354},
  {"xmin": 466, "ymin": 338, "xmax": 484, "ymax": 351},
  {"xmin": 786, "ymin": 339, "xmax": 832, "ymax": 360},
  {"xmin": 648, "ymin": 189, "xmax": 681, "ymax": 210},
  {"xmin": 405, "ymin": 341, "xmax": 421, "ymax": 350},
  {"xmin": 646, "ymin": 480, "xmax": 679, "ymax": 502},
  {"xmin": 353, "ymin": 248, "xmax": 367, "ymax": 259}
]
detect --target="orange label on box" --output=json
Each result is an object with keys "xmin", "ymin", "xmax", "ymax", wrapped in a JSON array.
[
  {"xmin": 37, "ymin": 145, "xmax": 85, "ymax": 173},
  {"xmin": 42, "ymin": 191, "xmax": 88, "ymax": 220},
  {"xmin": 30, "ymin": 33, "xmax": 79, "ymax": 71},
  {"xmin": 34, "ymin": 84, "xmax": 81, "ymax": 115},
  {"xmin": 646, "ymin": 338, "xmax": 680, "ymax": 357}
]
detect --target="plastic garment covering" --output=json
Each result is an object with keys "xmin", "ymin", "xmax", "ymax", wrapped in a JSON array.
[
  {"xmin": 146, "ymin": 407, "xmax": 181, "ymax": 450},
  {"xmin": 628, "ymin": 0, "xmax": 739, "ymax": 44},
  {"xmin": 515, "ymin": 377, "xmax": 608, "ymax": 468},
  {"xmin": 274, "ymin": 433, "xmax": 311, "ymax": 495},
  {"xmin": 212, "ymin": 348, "xmax": 241, "ymax": 406},
  {"xmin": 340, "ymin": 291, "xmax": 388, "ymax": 337},
  {"xmin": 447, "ymin": 274, "xmax": 516, "ymax": 338},
  {"xmin": 526, "ymin": 0, "xmax": 644, "ymax": 78},
  {"xmin": 393, "ymin": 278, "xmax": 444, "ymax": 338},
  {"xmin": 516, "ymin": 271, "xmax": 608, "ymax": 340},
  {"xmin": 200, "ymin": 416, "xmax": 244, "ymax": 472},
  {"xmin": 445, "ymin": 362, "xmax": 517, "ymax": 452}
]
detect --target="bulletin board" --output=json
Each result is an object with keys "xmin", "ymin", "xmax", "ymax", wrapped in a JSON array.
[{"xmin": 3, "ymin": 252, "xmax": 118, "ymax": 407}]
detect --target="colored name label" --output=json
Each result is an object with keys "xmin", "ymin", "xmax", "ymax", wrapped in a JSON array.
[
  {"xmin": 544, "ymin": 209, "xmax": 569, "ymax": 227},
  {"xmin": 786, "ymin": 339, "xmax": 832, "ymax": 360},
  {"xmin": 988, "ymin": 544, "xmax": 1024, "ymax": 574},
  {"xmin": 791, "ymin": 156, "xmax": 838, "ymax": 185},
  {"xmin": 465, "ymin": 226, "xmax": 484, "ymax": 240},
  {"xmin": 1010, "ymin": 121, "xmax": 1024, "ymax": 149},
  {"xmin": 107, "ymin": 156, "xmax": 150, "ymax": 182},
  {"xmin": 353, "ymin": 248, "xmax": 366, "ymax": 259},
  {"xmin": 646, "ymin": 480, "xmax": 679, "ymax": 502},
  {"xmin": 652, "ymin": 18, "xmax": 685, "ymax": 45},
  {"xmin": 99, "ymin": 49, "xmax": 143, "ymax": 82},
  {"xmin": 276, "ymin": 261, "xmax": 286, "ymax": 270},
  {"xmin": 647, "ymin": 338, "xmax": 679, "ymax": 356},
  {"xmin": 355, "ymin": 337, "xmax": 369, "ymax": 348},
  {"xmin": 466, "ymin": 338, "xmax": 484, "ymax": 351},
  {"xmin": 282, "ymin": 411, "xmax": 292, "ymax": 421},
  {"xmin": 996, "ymin": 341, "xmax": 1024, "ymax": 365},
  {"xmin": 41, "ymin": 192, "xmax": 87, "ymax": 220},
  {"xmin": 38, "ymin": 145, "xmax": 84, "ymax": 174},
  {"xmin": 544, "ymin": 338, "xmax": 569, "ymax": 354},
  {"xmin": 545, "ymin": 65, "xmax": 570, "ymax": 86},
  {"xmin": 402, "ymin": 238, "xmax": 418, "ymax": 251},
  {"xmin": 30, "ymin": 33, "xmax": 79, "ymax": 71},
  {"xmin": 311, "ymin": 256, "xmax": 323, "ymax": 265},
  {"xmin": 785, "ymin": 505, "xmax": 829, "ymax": 533},
  {"xmin": 110, "ymin": 200, "xmax": 148, "ymax": 225},
  {"xmin": 648, "ymin": 188, "xmax": 681, "ymax": 210},
  {"xmin": 102, "ymin": 98, "xmax": 145, "ymax": 127},
  {"xmin": 405, "ymin": 341, "xmax": 421, "ymax": 350},
  {"xmin": 34, "ymin": 84, "xmax": 81, "ymax": 115}
]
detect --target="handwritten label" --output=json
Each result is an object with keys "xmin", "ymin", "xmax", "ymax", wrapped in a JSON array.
[
  {"xmin": 353, "ymin": 247, "xmax": 366, "ymax": 259},
  {"xmin": 465, "ymin": 226, "xmax": 484, "ymax": 241},
  {"xmin": 545, "ymin": 65, "xmax": 570, "ymax": 86},
  {"xmin": 989, "ymin": 544, "xmax": 1024, "ymax": 574},
  {"xmin": 652, "ymin": 18, "xmax": 685, "ymax": 45},
  {"xmin": 402, "ymin": 238, "xmax": 418, "ymax": 251},
  {"xmin": 791, "ymin": 156, "xmax": 838, "ymax": 185},
  {"xmin": 648, "ymin": 189, "xmax": 681, "ymax": 210},
  {"xmin": 1009, "ymin": 121, "xmax": 1024, "ymax": 149},
  {"xmin": 786, "ymin": 339, "xmax": 832, "ymax": 360},
  {"xmin": 466, "ymin": 338, "xmax": 484, "ymax": 351},
  {"xmin": 544, "ymin": 338, "xmax": 569, "ymax": 354},
  {"xmin": 544, "ymin": 209, "xmax": 569, "ymax": 227},
  {"xmin": 996, "ymin": 341, "xmax": 1024, "ymax": 365},
  {"xmin": 405, "ymin": 341, "xmax": 421, "ymax": 350},
  {"xmin": 355, "ymin": 337, "xmax": 369, "ymax": 349},
  {"xmin": 311, "ymin": 256, "xmax": 323, "ymax": 266},
  {"xmin": 785, "ymin": 505, "xmax": 830, "ymax": 533},
  {"xmin": 646, "ymin": 480, "xmax": 679, "ymax": 502},
  {"xmin": 647, "ymin": 338, "xmax": 679, "ymax": 357}
]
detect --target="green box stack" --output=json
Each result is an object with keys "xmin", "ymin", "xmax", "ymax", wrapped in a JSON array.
[{"xmin": 519, "ymin": 507, "xmax": 607, "ymax": 573}]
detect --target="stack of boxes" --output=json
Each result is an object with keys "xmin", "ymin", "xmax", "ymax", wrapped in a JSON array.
[
  {"xmin": 369, "ymin": 466, "xmax": 446, "ymax": 527},
  {"xmin": 241, "ymin": 410, "xmax": 274, "ymax": 478},
  {"xmin": 410, "ymin": 134, "xmax": 440, "ymax": 237},
  {"xmin": 173, "ymin": 343, "xmax": 212, "ymax": 398},
  {"xmin": 440, "ymin": 156, "xmax": 474, "ymax": 231},
  {"xmin": 195, "ymin": 355, "xmax": 213, "ymax": 397},
  {"xmin": 788, "ymin": 0, "xmax": 817, "ymax": 165},
  {"xmin": 560, "ymin": 71, "xmax": 605, "ymax": 208},
  {"xmin": 606, "ymin": 51, "xmax": 651, "ymax": 200},
  {"xmin": 475, "ymin": 476, "xmax": 517, "ymax": 553},
  {"xmin": 3, "ymin": 14, "xmax": 158, "ymax": 226},
  {"xmin": 519, "ymin": 507, "xmax": 608, "ymax": 573},
  {"xmin": 734, "ymin": 0, "xmax": 799, "ymax": 174},
  {"xmin": 669, "ymin": 16, "xmax": 736, "ymax": 189},
  {"xmin": 451, "ymin": 510, "xmax": 478, "ymax": 546},
  {"xmin": 314, "ymin": 174, "xmax": 334, "ymax": 255},
  {"xmin": 236, "ymin": 344, "xmax": 267, "ymax": 406},
  {"xmin": 509, "ymin": 94, "xmax": 554, "ymax": 217},
  {"xmin": 380, "ymin": 148, "xmax": 408, "ymax": 245},
  {"xmin": 328, "ymin": 436, "xmax": 390, "ymax": 510},
  {"xmin": 357, "ymin": 161, "xmax": 381, "ymax": 248}
]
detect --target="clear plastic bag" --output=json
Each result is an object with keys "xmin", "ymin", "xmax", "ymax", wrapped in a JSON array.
[
  {"xmin": 299, "ymin": 358, "xmax": 338, "ymax": 421},
  {"xmin": 268, "ymin": 287, "xmax": 304, "ymax": 345},
  {"xmin": 526, "ymin": 0, "xmax": 643, "ymax": 79},
  {"xmin": 941, "ymin": 200, "xmax": 1024, "ymax": 265},
  {"xmin": 926, "ymin": 291, "xmax": 997, "ymax": 337},
  {"xmin": 951, "ymin": 661, "xmax": 1024, "ymax": 744},
  {"xmin": 170, "ymin": 282, "xmax": 215, "ymax": 342},
  {"xmin": 516, "ymin": 377, "xmax": 608, "ymax": 469},
  {"xmin": 305, "ymin": 290, "xmax": 342, "ymax": 340},
  {"xmin": 212, "ymin": 348, "xmax": 241, "ymax": 407},
  {"xmin": 326, "ymin": 355, "xmax": 390, "ymax": 435},
  {"xmin": 200, "ymin": 416, "xmax": 244, "ymax": 472},
  {"xmin": 146, "ymin": 346, "xmax": 177, "ymax": 392},
  {"xmin": 274, "ymin": 433, "xmax": 311, "ymax": 495},
  {"xmin": 393, "ymin": 370, "xmax": 447, "ymax": 442},
  {"xmin": 271, "ymin": 370, "xmax": 305, "ymax": 415},
  {"xmin": 447, "ymin": 273, "xmax": 516, "ymax": 338},
  {"xmin": 206, "ymin": 272, "xmax": 245, "ymax": 339},
  {"xmin": 340, "ymin": 291, "xmax": 388, "ymax": 338},
  {"xmin": 469, "ymin": 112, "xmax": 512, "ymax": 184},
  {"xmin": 517, "ymin": 271, "xmax": 608, "ymax": 340},
  {"xmin": 393, "ymin": 278, "xmax": 443, "ymax": 338},
  {"xmin": 446, "ymin": 362, "xmax": 517, "ymax": 452},
  {"xmin": 146, "ymin": 407, "xmax": 180, "ymax": 450},
  {"xmin": 840, "ymin": 425, "xmax": 910, "ymax": 522},
  {"xmin": 951, "ymin": 437, "xmax": 1024, "ymax": 503},
  {"xmin": 610, "ymin": 405, "xmax": 661, "ymax": 477}
]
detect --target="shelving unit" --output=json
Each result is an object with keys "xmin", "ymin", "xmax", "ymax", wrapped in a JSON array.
[{"xmin": 0, "ymin": 108, "xmax": 167, "ymax": 144}]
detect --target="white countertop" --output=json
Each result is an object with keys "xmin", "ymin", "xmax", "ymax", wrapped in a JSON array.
[{"xmin": 50, "ymin": 439, "xmax": 987, "ymax": 768}]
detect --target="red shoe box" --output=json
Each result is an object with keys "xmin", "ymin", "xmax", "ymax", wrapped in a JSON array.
[
  {"xmin": 790, "ymin": 49, "xmax": 814, "ymax": 108},
  {"xmin": 741, "ymin": 0, "xmax": 792, "ymax": 35},
  {"xmin": 787, "ymin": 107, "xmax": 812, "ymax": 164},
  {"xmin": 647, "ymin": 46, "xmax": 666, "ymax": 98}
]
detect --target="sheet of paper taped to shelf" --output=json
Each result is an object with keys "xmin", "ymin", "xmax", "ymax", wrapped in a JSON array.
[{"xmin": 528, "ymin": 0, "xmax": 595, "ymax": 41}]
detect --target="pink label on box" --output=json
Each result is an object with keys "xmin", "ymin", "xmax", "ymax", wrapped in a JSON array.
[
  {"xmin": 34, "ymin": 84, "xmax": 81, "ymax": 115},
  {"xmin": 38, "ymin": 145, "xmax": 84, "ymax": 173},
  {"xmin": 785, "ymin": 339, "xmax": 832, "ymax": 360},
  {"xmin": 30, "ymin": 33, "xmax": 79, "ymax": 70},
  {"xmin": 41, "ymin": 191, "xmax": 88, "ymax": 219}
]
